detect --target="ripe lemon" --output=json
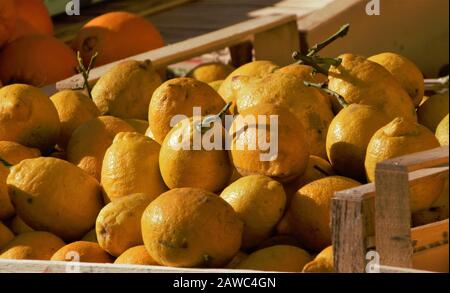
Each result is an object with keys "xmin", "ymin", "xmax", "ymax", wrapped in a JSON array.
[
  {"xmin": 328, "ymin": 54, "xmax": 416, "ymax": 121},
  {"xmin": 159, "ymin": 117, "xmax": 231, "ymax": 192},
  {"xmin": 187, "ymin": 62, "xmax": 235, "ymax": 83},
  {"xmin": 229, "ymin": 104, "xmax": 309, "ymax": 183},
  {"xmin": 51, "ymin": 241, "xmax": 113, "ymax": 263},
  {"xmin": 82, "ymin": 229, "xmax": 97, "ymax": 243},
  {"xmin": 436, "ymin": 114, "xmax": 449, "ymax": 146},
  {"xmin": 236, "ymin": 245, "xmax": 312, "ymax": 272},
  {"xmin": 96, "ymin": 193, "xmax": 154, "ymax": 257},
  {"xmin": 225, "ymin": 251, "xmax": 248, "ymax": 269},
  {"xmin": 0, "ymin": 231, "xmax": 65, "ymax": 260},
  {"xmin": 101, "ymin": 132, "xmax": 167, "ymax": 202},
  {"xmin": 220, "ymin": 175, "xmax": 286, "ymax": 248},
  {"xmin": 283, "ymin": 155, "xmax": 335, "ymax": 201},
  {"xmin": 368, "ymin": 52, "xmax": 424, "ymax": 106},
  {"xmin": 114, "ymin": 245, "xmax": 159, "ymax": 266},
  {"xmin": 141, "ymin": 188, "xmax": 243, "ymax": 268},
  {"xmin": 326, "ymin": 104, "xmax": 391, "ymax": 181},
  {"xmin": 66, "ymin": 116, "xmax": 135, "ymax": 180},
  {"xmin": 148, "ymin": 77, "xmax": 225, "ymax": 144},
  {"xmin": 281, "ymin": 176, "xmax": 361, "ymax": 251},
  {"xmin": 8, "ymin": 157, "xmax": 103, "ymax": 241},
  {"xmin": 50, "ymin": 90, "xmax": 99, "ymax": 149},
  {"xmin": 218, "ymin": 60, "xmax": 279, "ymax": 110},
  {"xmin": 208, "ymin": 80, "xmax": 224, "ymax": 92},
  {"xmin": 0, "ymin": 163, "xmax": 14, "ymax": 220},
  {"xmin": 0, "ymin": 84, "xmax": 60, "ymax": 152},
  {"xmin": 8, "ymin": 215, "xmax": 33, "ymax": 234},
  {"xmin": 124, "ymin": 119, "xmax": 149, "ymax": 135},
  {"xmin": 0, "ymin": 141, "xmax": 40, "ymax": 165},
  {"xmin": 365, "ymin": 117, "xmax": 442, "ymax": 212},
  {"xmin": 417, "ymin": 92, "xmax": 449, "ymax": 132},
  {"xmin": 303, "ymin": 245, "xmax": 333, "ymax": 272},
  {"xmin": 278, "ymin": 64, "xmax": 332, "ymax": 111},
  {"xmin": 92, "ymin": 60, "xmax": 162, "ymax": 120},
  {"xmin": 0, "ymin": 221, "xmax": 13, "ymax": 249},
  {"xmin": 233, "ymin": 70, "xmax": 333, "ymax": 158}
]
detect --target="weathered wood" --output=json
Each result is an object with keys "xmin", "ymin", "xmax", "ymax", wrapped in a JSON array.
[
  {"xmin": 380, "ymin": 146, "xmax": 449, "ymax": 173},
  {"xmin": 332, "ymin": 183, "xmax": 375, "ymax": 273},
  {"xmin": 334, "ymin": 147, "xmax": 449, "ymax": 273},
  {"xmin": 374, "ymin": 147, "xmax": 449, "ymax": 269},
  {"xmin": 253, "ymin": 19, "xmax": 300, "ymax": 66},
  {"xmin": 0, "ymin": 259, "xmax": 262, "ymax": 273}
]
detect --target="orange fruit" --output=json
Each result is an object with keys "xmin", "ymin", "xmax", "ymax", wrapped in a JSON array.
[
  {"xmin": 8, "ymin": 157, "xmax": 103, "ymax": 241},
  {"xmin": 51, "ymin": 241, "xmax": 113, "ymax": 263},
  {"xmin": 13, "ymin": 0, "xmax": 53, "ymax": 36},
  {"xmin": 50, "ymin": 90, "xmax": 100, "ymax": 149},
  {"xmin": 0, "ymin": 0, "xmax": 16, "ymax": 47},
  {"xmin": 0, "ymin": 163, "xmax": 14, "ymax": 220},
  {"xmin": 0, "ymin": 141, "xmax": 41, "ymax": 165},
  {"xmin": 0, "ymin": 84, "xmax": 60, "ymax": 152},
  {"xmin": 73, "ymin": 11, "xmax": 164, "ymax": 67},
  {"xmin": 0, "ymin": 231, "xmax": 65, "ymax": 260},
  {"xmin": 0, "ymin": 221, "xmax": 14, "ymax": 249},
  {"xmin": 66, "ymin": 116, "xmax": 135, "ymax": 180},
  {"xmin": 9, "ymin": 17, "xmax": 41, "ymax": 43},
  {"xmin": 0, "ymin": 35, "xmax": 77, "ymax": 86},
  {"xmin": 114, "ymin": 245, "xmax": 159, "ymax": 266},
  {"xmin": 141, "ymin": 188, "xmax": 243, "ymax": 268}
]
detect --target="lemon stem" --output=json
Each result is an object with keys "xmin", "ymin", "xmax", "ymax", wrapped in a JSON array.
[
  {"xmin": 197, "ymin": 102, "xmax": 232, "ymax": 132},
  {"xmin": 303, "ymin": 81, "xmax": 349, "ymax": 108},
  {"xmin": 76, "ymin": 51, "xmax": 98, "ymax": 99},
  {"xmin": 0, "ymin": 157, "xmax": 12, "ymax": 169},
  {"xmin": 307, "ymin": 24, "xmax": 350, "ymax": 57}
]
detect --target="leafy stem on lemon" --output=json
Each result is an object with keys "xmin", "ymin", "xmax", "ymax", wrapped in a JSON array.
[
  {"xmin": 197, "ymin": 102, "xmax": 232, "ymax": 133},
  {"xmin": 292, "ymin": 53, "xmax": 342, "ymax": 74},
  {"xmin": 0, "ymin": 157, "xmax": 12, "ymax": 169},
  {"xmin": 303, "ymin": 81, "xmax": 349, "ymax": 108},
  {"xmin": 307, "ymin": 24, "xmax": 350, "ymax": 57},
  {"xmin": 76, "ymin": 51, "xmax": 98, "ymax": 100}
]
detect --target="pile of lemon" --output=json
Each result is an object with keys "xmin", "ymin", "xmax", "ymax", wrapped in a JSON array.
[{"xmin": 0, "ymin": 29, "xmax": 448, "ymax": 273}]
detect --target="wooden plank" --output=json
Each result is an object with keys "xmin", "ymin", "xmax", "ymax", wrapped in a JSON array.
[
  {"xmin": 0, "ymin": 259, "xmax": 262, "ymax": 273},
  {"xmin": 413, "ymin": 244, "xmax": 449, "ymax": 272},
  {"xmin": 379, "ymin": 265, "xmax": 434, "ymax": 273},
  {"xmin": 253, "ymin": 19, "xmax": 299, "ymax": 66},
  {"xmin": 374, "ymin": 148, "xmax": 449, "ymax": 269},
  {"xmin": 411, "ymin": 219, "xmax": 449, "ymax": 272},
  {"xmin": 375, "ymin": 163, "xmax": 414, "ymax": 269},
  {"xmin": 332, "ymin": 183, "xmax": 375, "ymax": 273},
  {"xmin": 51, "ymin": 14, "xmax": 298, "ymax": 92},
  {"xmin": 411, "ymin": 219, "xmax": 449, "ymax": 252},
  {"xmin": 380, "ymin": 146, "xmax": 449, "ymax": 173}
]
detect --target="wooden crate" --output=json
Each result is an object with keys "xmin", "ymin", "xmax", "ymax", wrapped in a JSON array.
[
  {"xmin": 42, "ymin": 13, "xmax": 301, "ymax": 95},
  {"xmin": 3, "ymin": 3, "xmax": 448, "ymax": 274},
  {"xmin": 333, "ymin": 146, "xmax": 449, "ymax": 273},
  {"xmin": 297, "ymin": 0, "xmax": 449, "ymax": 77}
]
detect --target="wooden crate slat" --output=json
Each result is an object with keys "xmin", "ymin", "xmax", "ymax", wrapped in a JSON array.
[
  {"xmin": 377, "ymin": 146, "xmax": 449, "ymax": 173},
  {"xmin": 332, "ymin": 183, "xmax": 375, "ymax": 273},
  {"xmin": 374, "ymin": 147, "xmax": 449, "ymax": 270},
  {"xmin": 0, "ymin": 259, "xmax": 262, "ymax": 273},
  {"xmin": 50, "ymin": 14, "xmax": 298, "ymax": 93}
]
